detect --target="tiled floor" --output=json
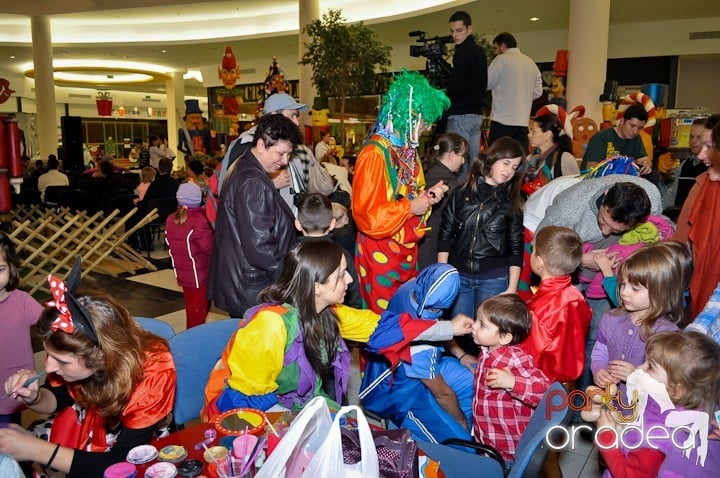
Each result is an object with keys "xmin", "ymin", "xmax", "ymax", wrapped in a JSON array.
[{"xmin": 30, "ymin": 253, "xmax": 601, "ymax": 477}]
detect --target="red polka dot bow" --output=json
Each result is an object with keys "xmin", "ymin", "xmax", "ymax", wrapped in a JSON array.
[{"xmin": 47, "ymin": 274, "xmax": 74, "ymax": 334}]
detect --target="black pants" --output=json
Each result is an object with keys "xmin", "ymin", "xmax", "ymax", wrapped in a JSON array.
[{"xmin": 488, "ymin": 121, "xmax": 529, "ymax": 152}]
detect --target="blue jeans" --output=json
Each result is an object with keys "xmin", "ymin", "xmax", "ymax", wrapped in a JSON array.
[
  {"xmin": 452, "ymin": 273, "xmax": 509, "ymax": 319},
  {"xmin": 447, "ymin": 114, "xmax": 484, "ymax": 179}
]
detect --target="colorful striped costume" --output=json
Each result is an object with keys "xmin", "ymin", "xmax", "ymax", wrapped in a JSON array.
[{"xmin": 353, "ymin": 134, "xmax": 427, "ymax": 313}]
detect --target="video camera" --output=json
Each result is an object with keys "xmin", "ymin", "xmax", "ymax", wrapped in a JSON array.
[{"xmin": 409, "ymin": 31, "xmax": 453, "ymax": 60}]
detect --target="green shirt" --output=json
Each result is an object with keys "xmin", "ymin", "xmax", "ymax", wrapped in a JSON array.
[{"xmin": 581, "ymin": 127, "xmax": 647, "ymax": 170}]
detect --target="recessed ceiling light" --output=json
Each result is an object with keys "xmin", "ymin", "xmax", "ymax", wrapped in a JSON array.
[
  {"xmin": 9, "ymin": 55, "xmax": 16, "ymax": 59},
  {"xmin": 529, "ymin": 17, "xmax": 540, "ymax": 22},
  {"xmin": 161, "ymin": 49, "xmax": 167, "ymax": 53}
]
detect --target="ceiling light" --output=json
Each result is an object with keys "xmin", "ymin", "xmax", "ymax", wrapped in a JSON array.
[
  {"xmin": 20, "ymin": 59, "xmax": 176, "ymax": 75},
  {"xmin": 161, "ymin": 49, "xmax": 167, "ymax": 53},
  {"xmin": 54, "ymin": 72, "xmax": 154, "ymax": 83},
  {"xmin": 529, "ymin": 17, "xmax": 540, "ymax": 22},
  {"xmin": 21, "ymin": 59, "xmax": 176, "ymax": 85},
  {"xmin": 9, "ymin": 55, "xmax": 16, "ymax": 59}
]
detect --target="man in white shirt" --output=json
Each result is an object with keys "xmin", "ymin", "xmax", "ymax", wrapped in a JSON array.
[
  {"xmin": 487, "ymin": 32, "xmax": 542, "ymax": 151},
  {"xmin": 148, "ymin": 135, "xmax": 167, "ymax": 170},
  {"xmin": 314, "ymin": 130, "xmax": 331, "ymax": 162},
  {"xmin": 38, "ymin": 155, "xmax": 69, "ymax": 202}
]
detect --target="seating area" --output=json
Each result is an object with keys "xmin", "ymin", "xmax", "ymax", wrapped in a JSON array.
[{"xmin": 19, "ymin": 262, "xmax": 598, "ymax": 477}]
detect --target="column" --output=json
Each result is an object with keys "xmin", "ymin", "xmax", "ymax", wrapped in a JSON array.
[
  {"xmin": 166, "ymin": 71, "xmax": 185, "ymax": 168},
  {"xmin": 30, "ymin": 16, "xmax": 58, "ymax": 160},
  {"xmin": 566, "ymin": 0, "xmax": 610, "ymax": 123},
  {"xmin": 298, "ymin": 0, "xmax": 320, "ymax": 130}
]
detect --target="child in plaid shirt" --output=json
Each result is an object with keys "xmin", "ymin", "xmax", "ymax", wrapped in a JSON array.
[{"xmin": 471, "ymin": 294, "xmax": 550, "ymax": 464}]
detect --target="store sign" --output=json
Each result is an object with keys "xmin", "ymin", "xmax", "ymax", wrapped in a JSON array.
[{"xmin": 207, "ymin": 79, "xmax": 299, "ymax": 105}]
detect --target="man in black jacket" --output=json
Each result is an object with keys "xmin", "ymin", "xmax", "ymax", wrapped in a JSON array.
[
  {"xmin": 208, "ymin": 114, "xmax": 302, "ymax": 317},
  {"xmin": 446, "ymin": 11, "xmax": 487, "ymax": 172}
]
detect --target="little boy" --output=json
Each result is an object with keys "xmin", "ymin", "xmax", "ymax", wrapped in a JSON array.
[
  {"xmin": 519, "ymin": 226, "xmax": 591, "ymax": 384},
  {"xmin": 471, "ymin": 294, "xmax": 549, "ymax": 464},
  {"xmin": 296, "ymin": 193, "xmax": 362, "ymax": 308}
]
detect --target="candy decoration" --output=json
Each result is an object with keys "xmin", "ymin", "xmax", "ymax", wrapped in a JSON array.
[{"xmin": 535, "ymin": 104, "xmax": 588, "ymax": 141}]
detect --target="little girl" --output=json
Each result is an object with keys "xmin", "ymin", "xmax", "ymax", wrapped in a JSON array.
[
  {"xmin": 133, "ymin": 166, "xmax": 156, "ymax": 204},
  {"xmin": 597, "ymin": 331, "xmax": 720, "ymax": 477},
  {"xmin": 418, "ymin": 132, "xmax": 469, "ymax": 270},
  {"xmin": 591, "ymin": 244, "xmax": 683, "ymax": 395},
  {"xmin": 438, "ymin": 137, "xmax": 526, "ymax": 322},
  {"xmin": 0, "ymin": 232, "xmax": 43, "ymax": 425},
  {"xmin": 165, "ymin": 182, "xmax": 214, "ymax": 329}
]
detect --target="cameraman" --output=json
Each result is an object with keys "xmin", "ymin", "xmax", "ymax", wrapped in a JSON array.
[{"xmin": 446, "ymin": 11, "xmax": 487, "ymax": 171}]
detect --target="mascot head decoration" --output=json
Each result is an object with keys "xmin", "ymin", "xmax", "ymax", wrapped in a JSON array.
[
  {"xmin": 376, "ymin": 70, "xmax": 450, "ymax": 147},
  {"xmin": 218, "ymin": 46, "xmax": 240, "ymax": 90},
  {"xmin": 183, "ymin": 99, "xmax": 204, "ymax": 131},
  {"xmin": 259, "ymin": 57, "xmax": 289, "ymax": 116}
]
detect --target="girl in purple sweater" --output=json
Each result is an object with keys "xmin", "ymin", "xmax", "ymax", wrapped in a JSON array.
[
  {"xmin": 591, "ymin": 244, "xmax": 683, "ymax": 400},
  {"xmin": 166, "ymin": 182, "xmax": 214, "ymax": 329},
  {"xmin": 0, "ymin": 232, "xmax": 43, "ymax": 425}
]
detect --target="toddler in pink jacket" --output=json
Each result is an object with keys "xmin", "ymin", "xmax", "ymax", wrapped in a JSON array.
[{"xmin": 166, "ymin": 182, "xmax": 214, "ymax": 328}]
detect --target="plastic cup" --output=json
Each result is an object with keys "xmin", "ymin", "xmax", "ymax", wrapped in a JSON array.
[
  {"xmin": 219, "ymin": 457, "xmax": 254, "ymax": 478},
  {"xmin": 232, "ymin": 434, "xmax": 259, "ymax": 461}
]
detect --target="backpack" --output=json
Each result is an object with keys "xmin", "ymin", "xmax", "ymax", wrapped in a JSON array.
[{"xmin": 307, "ymin": 158, "xmax": 338, "ymax": 196}]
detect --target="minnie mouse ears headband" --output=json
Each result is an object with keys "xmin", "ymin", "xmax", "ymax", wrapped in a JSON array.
[{"xmin": 47, "ymin": 257, "xmax": 99, "ymax": 345}]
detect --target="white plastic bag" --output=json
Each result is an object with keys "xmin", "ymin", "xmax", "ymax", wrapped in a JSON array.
[
  {"xmin": 303, "ymin": 404, "xmax": 380, "ymax": 478},
  {"xmin": 256, "ymin": 396, "xmax": 333, "ymax": 478}
]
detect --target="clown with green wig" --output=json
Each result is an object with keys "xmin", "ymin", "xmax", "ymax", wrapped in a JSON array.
[{"xmin": 352, "ymin": 71, "xmax": 451, "ymax": 312}]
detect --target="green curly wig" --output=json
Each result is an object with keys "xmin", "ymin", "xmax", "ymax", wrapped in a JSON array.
[{"xmin": 378, "ymin": 70, "xmax": 450, "ymax": 142}]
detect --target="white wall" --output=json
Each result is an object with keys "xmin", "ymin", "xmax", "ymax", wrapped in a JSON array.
[{"xmin": 676, "ymin": 54, "xmax": 720, "ymax": 112}]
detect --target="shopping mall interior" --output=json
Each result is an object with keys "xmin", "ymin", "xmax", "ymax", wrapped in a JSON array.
[{"xmin": 2, "ymin": 1, "xmax": 720, "ymax": 476}]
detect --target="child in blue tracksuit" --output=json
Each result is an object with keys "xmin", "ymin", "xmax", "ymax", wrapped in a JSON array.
[{"xmin": 360, "ymin": 264, "xmax": 474, "ymax": 443}]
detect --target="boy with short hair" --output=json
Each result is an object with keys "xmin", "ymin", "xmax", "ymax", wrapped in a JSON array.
[
  {"xmin": 520, "ymin": 226, "xmax": 591, "ymax": 384},
  {"xmin": 296, "ymin": 193, "xmax": 362, "ymax": 308},
  {"xmin": 471, "ymin": 294, "xmax": 549, "ymax": 464}
]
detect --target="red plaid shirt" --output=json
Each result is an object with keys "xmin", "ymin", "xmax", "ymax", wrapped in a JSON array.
[{"xmin": 472, "ymin": 345, "xmax": 550, "ymax": 462}]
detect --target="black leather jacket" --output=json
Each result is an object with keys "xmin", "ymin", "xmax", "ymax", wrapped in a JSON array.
[
  {"xmin": 437, "ymin": 180, "xmax": 523, "ymax": 274},
  {"xmin": 208, "ymin": 150, "xmax": 297, "ymax": 316}
]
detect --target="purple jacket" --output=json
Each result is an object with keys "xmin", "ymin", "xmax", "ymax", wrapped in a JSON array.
[
  {"xmin": 165, "ymin": 207, "xmax": 213, "ymax": 288},
  {"xmin": 591, "ymin": 311, "xmax": 678, "ymax": 406}
]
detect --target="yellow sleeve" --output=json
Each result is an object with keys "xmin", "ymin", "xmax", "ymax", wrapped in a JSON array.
[
  {"xmin": 226, "ymin": 311, "xmax": 287, "ymax": 395},
  {"xmin": 335, "ymin": 305, "xmax": 381, "ymax": 342}
]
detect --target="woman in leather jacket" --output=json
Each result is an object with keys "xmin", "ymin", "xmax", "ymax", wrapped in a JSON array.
[{"xmin": 438, "ymin": 137, "xmax": 526, "ymax": 344}]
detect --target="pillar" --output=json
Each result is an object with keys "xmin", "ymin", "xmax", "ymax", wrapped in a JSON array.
[
  {"xmin": 166, "ymin": 71, "xmax": 185, "ymax": 168},
  {"xmin": 566, "ymin": 0, "xmax": 610, "ymax": 124},
  {"xmin": 30, "ymin": 16, "xmax": 58, "ymax": 160},
  {"xmin": 298, "ymin": 0, "xmax": 320, "ymax": 131}
]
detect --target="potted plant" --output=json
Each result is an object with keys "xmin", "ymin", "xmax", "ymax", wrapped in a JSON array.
[
  {"xmin": 301, "ymin": 9, "xmax": 391, "ymax": 147},
  {"xmin": 96, "ymin": 91, "xmax": 113, "ymax": 116}
]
